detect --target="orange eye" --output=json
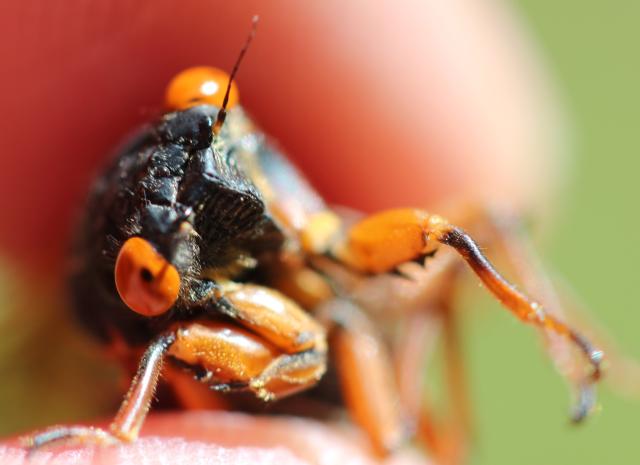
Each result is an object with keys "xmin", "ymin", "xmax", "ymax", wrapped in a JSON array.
[
  {"xmin": 114, "ymin": 237, "xmax": 180, "ymax": 316},
  {"xmin": 165, "ymin": 66, "xmax": 239, "ymax": 111}
]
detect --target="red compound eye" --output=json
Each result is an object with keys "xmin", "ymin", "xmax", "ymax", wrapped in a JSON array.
[
  {"xmin": 115, "ymin": 237, "xmax": 181, "ymax": 316},
  {"xmin": 165, "ymin": 66, "xmax": 239, "ymax": 111}
]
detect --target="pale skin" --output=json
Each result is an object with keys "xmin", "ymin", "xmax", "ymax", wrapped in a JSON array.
[{"xmin": 0, "ymin": 1, "xmax": 564, "ymax": 464}]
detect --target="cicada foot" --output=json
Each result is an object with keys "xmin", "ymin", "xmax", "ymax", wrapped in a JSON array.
[{"xmin": 22, "ymin": 425, "xmax": 122, "ymax": 454}]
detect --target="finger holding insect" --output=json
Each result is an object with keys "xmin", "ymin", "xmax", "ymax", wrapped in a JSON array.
[
  {"xmin": 9, "ymin": 411, "xmax": 433, "ymax": 465},
  {"xmin": 0, "ymin": 0, "xmax": 561, "ymax": 268}
]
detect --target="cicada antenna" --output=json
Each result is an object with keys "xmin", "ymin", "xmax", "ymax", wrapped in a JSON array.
[{"xmin": 213, "ymin": 15, "xmax": 259, "ymax": 135}]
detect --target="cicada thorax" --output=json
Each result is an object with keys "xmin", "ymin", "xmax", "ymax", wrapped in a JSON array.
[
  {"xmin": 175, "ymin": 126, "xmax": 284, "ymax": 269},
  {"xmin": 70, "ymin": 104, "xmax": 287, "ymax": 346}
]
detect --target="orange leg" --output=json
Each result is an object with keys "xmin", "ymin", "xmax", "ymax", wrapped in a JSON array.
[
  {"xmin": 472, "ymin": 211, "xmax": 613, "ymax": 419},
  {"xmin": 191, "ymin": 283, "xmax": 329, "ymax": 401},
  {"xmin": 326, "ymin": 298, "xmax": 407, "ymax": 456},
  {"xmin": 474, "ymin": 210, "xmax": 640, "ymax": 412},
  {"xmin": 392, "ymin": 260, "xmax": 471, "ymax": 465},
  {"xmin": 395, "ymin": 312, "xmax": 441, "ymax": 421},
  {"xmin": 168, "ymin": 321, "xmax": 326, "ymax": 401},
  {"xmin": 25, "ymin": 283, "xmax": 329, "ymax": 451},
  {"xmin": 416, "ymin": 297, "xmax": 471, "ymax": 465},
  {"xmin": 211, "ymin": 282, "xmax": 327, "ymax": 354},
  {"xmin": 24, "ymin": 333, "xmax": 175, "ymax": 450},
  {"xmin": 332, "ymin": 208, "xmax": 604, "ymax": 421},
  {"xmin": 473, "ymin": 213, "xmax": 601, "ymax": 418}
]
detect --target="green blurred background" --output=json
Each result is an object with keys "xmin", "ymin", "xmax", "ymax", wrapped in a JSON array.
[
  {"xmin": 464, "ymin": 1, "xmax": 640, "ymax": 464},
  {"xmin": 0, "ymin": 2, "xmax": 638, "ymax": 464}
]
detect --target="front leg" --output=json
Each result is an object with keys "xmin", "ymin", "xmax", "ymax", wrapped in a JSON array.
[
  {"xmin": 24, "ymin": 283, "xmax": 329, "ymax": 451},
  {"xmin": 24, "ymin": 333, "xmax": 175, "ymax": 451},
  {"xmin": 327, "ymin": 208, "xmax": 603, "ymax": 421},
  {"xmin": 197, "ymin": 282, "xmax": 329, "ymax": 400}
]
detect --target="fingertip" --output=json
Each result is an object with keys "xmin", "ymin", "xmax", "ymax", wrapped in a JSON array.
[
  {"xmin": 0, "ymin": 0, "xmax": 562, "ymax": 268},
  {"xmin": 1, "ymin": 412, "xmax": 430, "ymax": 465},
  {"xmin": 0, "ymin": 439, "xmax": 308, "ymax": 465}
]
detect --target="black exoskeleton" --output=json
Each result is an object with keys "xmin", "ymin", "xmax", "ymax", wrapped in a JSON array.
[{"xmin": 70, "ymin": 106, "xmax": 286, "ymax": 344}]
